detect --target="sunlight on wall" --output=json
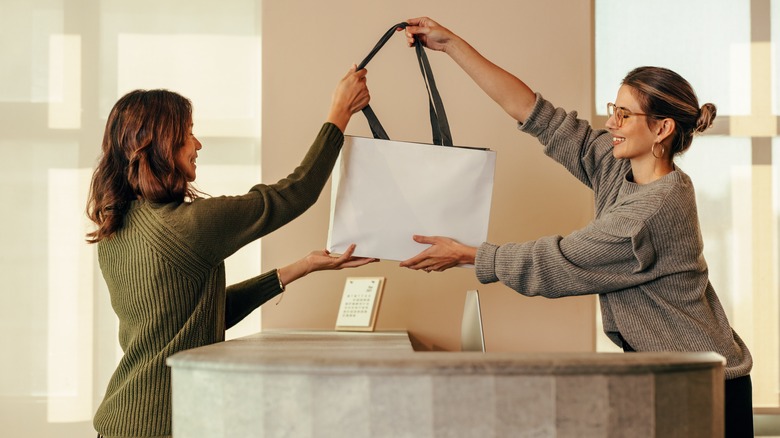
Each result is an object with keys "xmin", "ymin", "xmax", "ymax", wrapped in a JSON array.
[
  {"xmin": 730, "ymin": 165, "xmax": 753, "ymax": 333},
  {"xmin": 730, "ymin": 42, "xmax": 778, "ymax": 136},
  {"xmin": 0, "ymin": 0, "xmax": 64, "ymax": 103},
  {"xmin": 117, "ymin": 34, "xmax": 261, "ymax": 138},
  {"xmin": 773, "ymin": 0, "xmax": 780, "ymax": 115},
  {"xmin": 727, "ymin": 43, "xmax": 753, "ymax": 117},
  {"xmin": 750, "ymin": 162, "xmax": 780, "ymax": 406},
  {"xmin": 46, "ymin": 168, "xmax": 94, "ymax": 422},
  {"xmin": 48, "ymin": 34, "xmax": 81, "ymax": 129}
]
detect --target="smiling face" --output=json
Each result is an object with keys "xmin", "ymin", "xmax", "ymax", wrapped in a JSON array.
[
  {"xmin": 606, "ymin": 85, "xmax": 659, "ymax": 163},
  {"xmin": 174, "ymin": 121, "xmax": 201, "ymax": 182}
]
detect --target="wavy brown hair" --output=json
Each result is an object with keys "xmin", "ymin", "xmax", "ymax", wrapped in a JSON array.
[
  {"xmin": 622, "ymin": 67, "xmax": 717, "ymax": 158},
  {"xmin": 86, "ymin": 89, "xmax": 197, "ymax": 243}
]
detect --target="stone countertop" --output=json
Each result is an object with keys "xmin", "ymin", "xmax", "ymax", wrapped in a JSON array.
[{"xmin": 167, "ymin": 330, "xmax": 726, "ymax": 376}]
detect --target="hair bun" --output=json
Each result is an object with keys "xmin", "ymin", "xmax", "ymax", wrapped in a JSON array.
[{"xmin": 695, "ymin": 103, "xmax": 717, "ymax": 134}]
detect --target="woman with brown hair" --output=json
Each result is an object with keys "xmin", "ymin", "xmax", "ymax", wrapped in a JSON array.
[
  {"xmin": 88, "ymin": 66, "xmax": 375, "ymax": 438},
  {"xmin": 399, "ymin": 17, "xmax": 753, "ymax": 436}
]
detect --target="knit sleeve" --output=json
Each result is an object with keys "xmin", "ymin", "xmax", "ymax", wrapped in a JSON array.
[
  {"xmin": 161, "ymin": 122, "xmax": 344, "ymax": 265},
  {"xmin": 518, "ymin": 93, "xmax": 620, "ymax": 194},
  {"xmin": 225, "ymin": 269, "xmax": 282, "ymax": 329},
  {"xmin": 475, "ymin": 215, "xmax": 657, "ymax": 298}
]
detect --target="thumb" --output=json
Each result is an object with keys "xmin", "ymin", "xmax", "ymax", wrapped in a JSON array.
[{"xmin": 413, "ymin": 235, "xmax": 435, "ymax": 244}]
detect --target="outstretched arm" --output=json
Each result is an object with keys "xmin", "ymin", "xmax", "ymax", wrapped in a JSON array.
[
  {"xmin": 278, "ymin": 243, "xmax": 377, "ymax": 287},
  {"xmin": 225, "ymin": 244, "xmax": 377, "ymax": 328},
  {"xmin": 404, "ymin": 17, "xmax": 536, "ymax": 123}
]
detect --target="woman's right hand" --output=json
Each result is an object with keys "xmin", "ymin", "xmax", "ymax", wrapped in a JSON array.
[
  {"xmin": 405, "ymin": 16, "xmax": 536, "ymax": 123},
  {"xmin": 403, "ymin": 17, "xmax": 455, "ymax": 52},
  {"xmin": 399, "ymin": 235, "xmax": 477, "ymax": 272},
  {"xmin": 327, "ymin": 65, "xmax": 370, "ymax": 132}
]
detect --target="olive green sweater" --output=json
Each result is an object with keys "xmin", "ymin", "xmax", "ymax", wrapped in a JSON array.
[{"xmin": 93, "ymin": 123, "xmax": 344, "ymax": 438}]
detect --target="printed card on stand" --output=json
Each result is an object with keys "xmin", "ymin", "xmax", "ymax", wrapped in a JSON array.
[{"xmin": 335, "ymin": 277, "xmax": 385, "ymax": 331}]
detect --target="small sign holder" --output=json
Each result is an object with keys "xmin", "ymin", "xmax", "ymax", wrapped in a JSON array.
[{"xmin": 335, "ymin": 277, "xmax": 385, "ymax": 331}]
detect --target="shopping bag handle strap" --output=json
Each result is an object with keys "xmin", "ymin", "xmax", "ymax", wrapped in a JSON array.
[
  {"xmin": 356, "ymin": 22, "xmax": 453, "ymax": 146},
  {"xmin": 414, "ymin": 37, "xmax": 452, "ymax": 146}
]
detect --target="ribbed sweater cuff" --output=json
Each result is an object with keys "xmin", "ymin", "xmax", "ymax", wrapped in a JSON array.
[
  {"xmin": 476, "ymin": 243, "xmax": 500, "ymax": 284},
  {"xmin": 320, "ymin": 122, "xmax": 345, "ymax": 149},
  {"xmin": 516, "ymin": 92, "xmax": 547, "ymax": 135},
  {"xmin": 249, "ymin": 269, "xmax": 285, "ymax": 305}
]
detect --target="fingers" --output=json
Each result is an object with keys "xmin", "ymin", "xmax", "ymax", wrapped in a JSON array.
[
  {"xmin": 340, "ymin": 65, "xmax": 367, "ymax": 88},
  {"xmin": 399, "ymin": 234, "xmax": 464, "ymax": 272},
  {"xmin": 352, "ymin": 67, "xmax": 368, "ymax": 79},
  {"xmin": 352, "ymin": 92, "xmax": 370, "ymax": 113},
  {"xmin": 404, "ymin": 18, "xmax": 427, "ymax": 46},
  {"xmin": 326, "ymin": 244, "xmax": 379, "ymax": 270},
  {"xmin": 404, "ymin": 26, "xmax": 422, "ymax": 47},
  {"xmin": 349, "ymin": 68, "xmax": 370, "ymax": 112},
  {"xmin": 332, "ymin": 65, "xmax": 370, "ymax": 119},
  {"xmin": 329, "ymin": 245, "xmax": 354, "ymax": 267},
  {"xmin": 399, "ymin": 235, "xmax": 436, "ymax": 268},
  {"xmin": 340, "ymin": 257, "xmax": 378, "ymax": 269},
  {"xmin": 406, "ymin": 17, "xmax": 433, "ymax": 27},
  {"xmin": 399, "ymin": 251, "xmax": 429, "ymax": 269},
  {"xmin": 341, "ymin": 243, "xmax": 357, "ymax": 258},
  {"xmin": 403, "ymin": 17, "xmax": 452, "ymax": 51},
  {"xmin": 404, "ymin": 17, "xmax": 434, "ymax": 39}
]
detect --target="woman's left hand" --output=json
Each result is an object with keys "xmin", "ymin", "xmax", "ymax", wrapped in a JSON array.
[{"xmin": 327, "ymin": 65, "xmax": 370, "ymax": 132}]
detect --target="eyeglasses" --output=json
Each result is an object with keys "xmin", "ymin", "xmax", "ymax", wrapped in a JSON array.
[{"xmin": 607, "ymin": 102, "xmax": 654, "ymax": 128}]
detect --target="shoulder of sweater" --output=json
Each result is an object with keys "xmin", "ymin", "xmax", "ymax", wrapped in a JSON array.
[
  {"xmin": 144, "ymin": 197, "xmax": 234, "ymax": 236},
  {"xmin": 646, "ymin": 170, "xmax": 695, "ymax": 202},
  {"xmin": 611, "ymin": 171, "xmax": 694, "ymax": 223},
  {"xmin": 130, "ymin": 199, "xmax": 201, "ymax": 237},
  {"xmin": 105, "ymin": 201, "xmax": 212, "ymax": 270}
]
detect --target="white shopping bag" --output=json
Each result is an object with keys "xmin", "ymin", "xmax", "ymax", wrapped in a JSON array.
[
  {"xmin": 327, "ymin": 136, "xmax": 496, "ymax": 262},
  {"xmin": 327, "ymin": 22, "xmax": 496, "ymax": 263}
]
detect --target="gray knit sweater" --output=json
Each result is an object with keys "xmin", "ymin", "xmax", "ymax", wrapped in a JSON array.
[
  {"xmin": 93, "ymin": 123, "xmax": 344, "ymax": 437},
  {"xmin": 475, "ymin": 94, "xmax": 752, "ymax": 379}
]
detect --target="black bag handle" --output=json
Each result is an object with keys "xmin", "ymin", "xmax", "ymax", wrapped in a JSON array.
[{"xmin": 356, "ymin": 22, "xmax": 453, "ymax": 147}]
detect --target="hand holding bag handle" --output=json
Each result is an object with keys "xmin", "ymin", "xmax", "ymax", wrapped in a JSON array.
[{"xmin": 356, "ymin": 22, "xmax": 453, "ymax": 147}]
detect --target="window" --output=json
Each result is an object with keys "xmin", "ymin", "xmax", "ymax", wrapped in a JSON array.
[{"xmin": 0, "ymin": 0, "xmax": 262, "ymax": 435}]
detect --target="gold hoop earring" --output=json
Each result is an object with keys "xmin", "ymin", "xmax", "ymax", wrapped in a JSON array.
[{"xmin": 651, "ymin": 142, "xmax": 665, "ymax": 159}]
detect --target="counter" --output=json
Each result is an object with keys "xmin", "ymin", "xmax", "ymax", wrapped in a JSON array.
[{"xmin": 167, "ymin": 330, "xmax": 725, "ymax": 437}]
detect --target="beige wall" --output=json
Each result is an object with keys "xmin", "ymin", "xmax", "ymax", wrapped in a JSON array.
[{"xmin": 260, "ymin": 0, "xmax": 597, "ymax": 352}]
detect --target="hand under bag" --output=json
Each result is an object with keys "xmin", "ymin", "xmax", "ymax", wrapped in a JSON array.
[{"xmin": 327, "ymin": 22, "xmax": 496, "ymax": 263}]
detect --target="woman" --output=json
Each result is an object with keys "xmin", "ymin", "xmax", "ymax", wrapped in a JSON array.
[
  {"xmin": 87, "ymin": 66, "xmax": 375, "ymax": 437},
  {"xmin": 399, "ymin": 17, "xmax": 753, "ymax": 435}
]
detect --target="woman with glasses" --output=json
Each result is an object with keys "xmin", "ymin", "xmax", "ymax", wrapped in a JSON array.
[{"xmin": 398, "ymin": 17, "xmax": 753, "ymax": 436}]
